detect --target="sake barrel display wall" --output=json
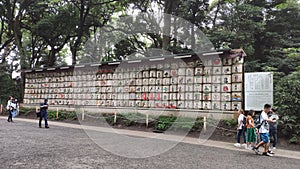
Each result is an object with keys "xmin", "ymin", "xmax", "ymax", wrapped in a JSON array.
[{"xmin": 23, "ymin": 49, "xmax": 245, "ymax": 111}]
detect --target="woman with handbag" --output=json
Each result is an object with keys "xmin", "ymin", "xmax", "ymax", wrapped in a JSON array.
[{"xmin": 6, "ymin": 96, "xmax": 17, "ymax": 122}]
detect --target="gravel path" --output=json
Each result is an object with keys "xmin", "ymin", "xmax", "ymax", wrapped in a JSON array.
[{"xmin": 0, "ymin": 119, "xmax": 299, "ymax": 169}]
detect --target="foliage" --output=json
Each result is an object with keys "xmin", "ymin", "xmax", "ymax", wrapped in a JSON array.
[
  {"xmin": 103, "ymin": 113, "xmax": 208, "ymax": 132},
  {"xmin": 191, "ymin": 118, "xmax": 205, "ymax": 132},
  {"xmin": 120, "ymin": 112, "xmax": 147, "ymax": 126},
  {"xmin": 154, "ymin": 116, "xmax": 205, "ymax": 131},
  {"xmin": 223, "ymin": 118, "xmax": 237, "ymax": 128},
  {"xmin": 18, "ymin": 107, "xmax": 35, "ymax": 116},
  {"xmin": 169, "ymin": 117, "xmax": 196, "ymax": 131},
  {"xmin": 0, "ymin": 73, "xmax": 21, "ymax": 105},
  {"xmin": 274, "ymin": 70, "xmax": 300, "ymax": 140},
  {"xmin": 154, "ymin": 115, "xmax": 177, "ymax": 131},
  {"xmin": 103, "ymin": 113, "xmax": 117, "ymax": 126},
  {"xmin": 289, "ymin": 135, "xmax": 299, "ymax": 144},
  {"xmin": 0, "ymin": 0, "xmax": 128, "ymax": 69},
  {"xmin": 207, "ymin": 0, "xmax": 300, "ymax": 71},
  {"xmin": 103, "ymin": 112, "xmax": 147, "ymax": 126},
  {"xmin": 47, "ymin": 110, "xmax": 77, "ymax": 121}
]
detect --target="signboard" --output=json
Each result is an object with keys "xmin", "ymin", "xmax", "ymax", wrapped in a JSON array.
[
  {"xmin": 245, "ymin": 72, "xmax": 273, "ymax": 111},
  {"xmin": 23, "ymin": 49, "xmax": 246, "ymax": 111}
]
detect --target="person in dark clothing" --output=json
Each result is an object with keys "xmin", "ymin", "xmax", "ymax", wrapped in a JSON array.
[
  {"xmin": 268, "ymin": 108, "xmax": 279, "ymax": 149},
  {"xmin": 39, "ymin": 98, "xmax": 49, "ymax": 128}
]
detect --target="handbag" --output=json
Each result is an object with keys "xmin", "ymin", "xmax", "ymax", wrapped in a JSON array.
[
  {"xmin": 11, "ymin": 110, "xmax": 18, "ymax": 118},
  {"xmin": 36, "ymin": 111, "xmax": 41, "ymax": 118}
]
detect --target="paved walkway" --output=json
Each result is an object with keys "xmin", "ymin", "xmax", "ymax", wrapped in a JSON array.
[{"xmin": 1, "ymin": 116, "xmax": 299, "ymax": 160}]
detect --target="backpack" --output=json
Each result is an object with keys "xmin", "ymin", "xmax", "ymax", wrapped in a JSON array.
[
  {"xmin": 242, "ymin": 115, "xmax": 247, "ymax": 129},
  {"xmin": 254, "ymin": 113, "xmax": 263, "ymax": 129}
]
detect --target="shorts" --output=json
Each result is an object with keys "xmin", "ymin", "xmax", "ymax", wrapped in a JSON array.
[
  {"xmin": 246, "ymin": 128, "xmax": 257, "ymax": 142},
  {"xmin": 260, "ymin": 133, "xmax": 270, "ymax": 143}
]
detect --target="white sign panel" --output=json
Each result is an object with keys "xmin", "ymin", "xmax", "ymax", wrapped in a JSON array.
[{"xmin": 245, "ymin": 72, "xmax": 273, "ymax": 111}]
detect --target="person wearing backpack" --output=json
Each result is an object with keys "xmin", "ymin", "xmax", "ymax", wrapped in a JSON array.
[
  {"xmin": 252, "ymin": 104, "xmax": 277, "ymax": 156},
  {"xmin": 234, "ymin": 109, "xmax": 247, "ymax": 148}
]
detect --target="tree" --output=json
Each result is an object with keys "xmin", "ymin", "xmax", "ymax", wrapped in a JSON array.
[
  {"xmin": 173, "ymin": 0, "xmax": 210, "ymax": 49},
  {"xmin": 274, "ymin": 68, "xmax": 300, "ymax": 142},
  {"xmin": 207, "ymin": 0, "xmax": 266, "ymax": 58},
  {"xmin": 31, "ymin": 2, "xmax": 77, "ymax": 67},
  {"xmin": 69, "ymin": 0, "xmax": 127, "ymax": 65},
  {"xmin": 99, "ymin": 0, "xmax": 213, "ymax": 60}
]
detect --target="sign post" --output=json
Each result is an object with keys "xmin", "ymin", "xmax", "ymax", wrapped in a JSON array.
[{"xmin": 244, "ymin": 72, "xmax": 273, "ymax": 111}]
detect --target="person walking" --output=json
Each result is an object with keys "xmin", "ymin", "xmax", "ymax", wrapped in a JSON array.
[
  {"xmin": 39, "ymin": 98, "xmax": 49, "ymax": 128},
  {"xmin": 234, "ymin": 109, "xmax": 246, "ymax": 148},
  {"xmin": 252, "ymin": 104, "xmax": 276, "ymax": 156},
  {"xmin": 6, "ymin": 96, "xmax": 16, "ymax": 123},
  {"xmin": 246, "ymin": 110, "xmax": 257, "ymax": 149},
  {"xmin": 268, "ymin": 108, "xmax": 279, "ymax": 149}
]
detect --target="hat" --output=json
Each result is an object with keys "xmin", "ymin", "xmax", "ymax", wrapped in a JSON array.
[{"xmin": 44, "ymin": 98, "xmax": 48, "ymax": 101}]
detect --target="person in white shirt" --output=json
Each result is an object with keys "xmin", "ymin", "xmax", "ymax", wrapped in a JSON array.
[
  {"xmin": 234, "ymin": 109, "xmax": 247, "ymax": 148},
  {"xmin": 252, "ymin": 104, "xmax": 276, "ymax": 156},
  {"xmin": 6, "ymin": 96, "xmax": 16, "ymax": 122}
]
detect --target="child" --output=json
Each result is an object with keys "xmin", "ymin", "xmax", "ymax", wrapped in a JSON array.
[{"xmin": 246, "ymin": 110, "xmax": 257, "ymax": 149}]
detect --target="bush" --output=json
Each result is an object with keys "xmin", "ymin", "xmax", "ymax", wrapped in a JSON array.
[
  {"xmin": 122, "ymin": 113, "xmax": 147, "ymax": 126},
  {"xmin": 47, "ymin": 110, "xmax": 77, "ymax": 121},
  {"xmin": 169, "ymin": 117, "xmax": 196, "ymax": 131},
  {"xmin": 192, "ymin": 118, "xmax": 204, "ymax": 131},
  {"xmin": 154, "ymin": 116, "xmax": 177, "ymax": 131},
  {"xmin": 103, "ymin": 113, "xmax": 117, "ymax": 126},
  {"xmin": 103, "ymin": 112, "xmax": 147, "ymax": 126},
  {"xmin": 18, "ymin": 107, "xmax": 35, "ymax": 116},
  {"xmin": 289, "ymin": 135, "xmax": 299, "ymax": 144},
  {"xmin": 274, "ymin": 70, "xmax": 300, "ymax": 141},
  {"xmin": 154, "ymin": 116, "xmax": 205, "ymax": 132},
  {"xmin": 223, "ymin": 118, "xmax": 237, "ymax": 128}
]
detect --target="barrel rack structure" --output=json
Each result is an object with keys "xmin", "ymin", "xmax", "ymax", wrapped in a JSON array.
[{"xmin": 22, "ymin": 49, "xmax": 246, "ymax": 119}]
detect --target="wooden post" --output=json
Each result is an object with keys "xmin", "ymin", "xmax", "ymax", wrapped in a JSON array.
[
  {"xmin": 233, "ymin": 110, "xmax": 239, "ymax": 120},
  {"xmin": 36, "ymin": 106, "xmax": 39, "ymax": 113},
  {"xmin": 0, "ymin": 104, "xmax": 3, "ymax": 113},
  {"xmin": 81, "ymin": 110, "xmax": 85, "ymax": 121},
  {"xmin": 203, "ymin": 115, "xmax": 207, "ymax": 133},
  {"xmin": 146, "ymin": 113, "xmax": 149, "ymax": 128},
  {"xmin": 56, "ymin": 107, "xmax": 59, "ymax": 120},
  {"xmin": 113, "ymin": 112, "xmax": 117, "ymax": 125}
]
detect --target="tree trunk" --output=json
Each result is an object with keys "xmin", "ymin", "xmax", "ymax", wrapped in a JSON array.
[
  {"xmin": 191, "ymin": 23, "xmax": 195, "ymax": 50},
  {"xmin": 173, "ymin": 17, "xmax": 178, "ymax": 48},
  {"xmin": 47, "ymin": 48, "xmax": 57, "ymax": 67},
  {"xmin": 71, "ymin": 46, "xmax": 77, "ymax": 65},
  {"xmin": 162, "ymin": 0, "xmax": 172, "ymax": 52},
  {"xmin": 13, "ymin": 17, "xmax": 27, "ymax": 70},
  {"xmin": 71, "ymin": 0, "xmax": 91, "ymax": 65},
  {"xmin": 212, "ymin": 0, "xmax": 221, "ymax": 28}
]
